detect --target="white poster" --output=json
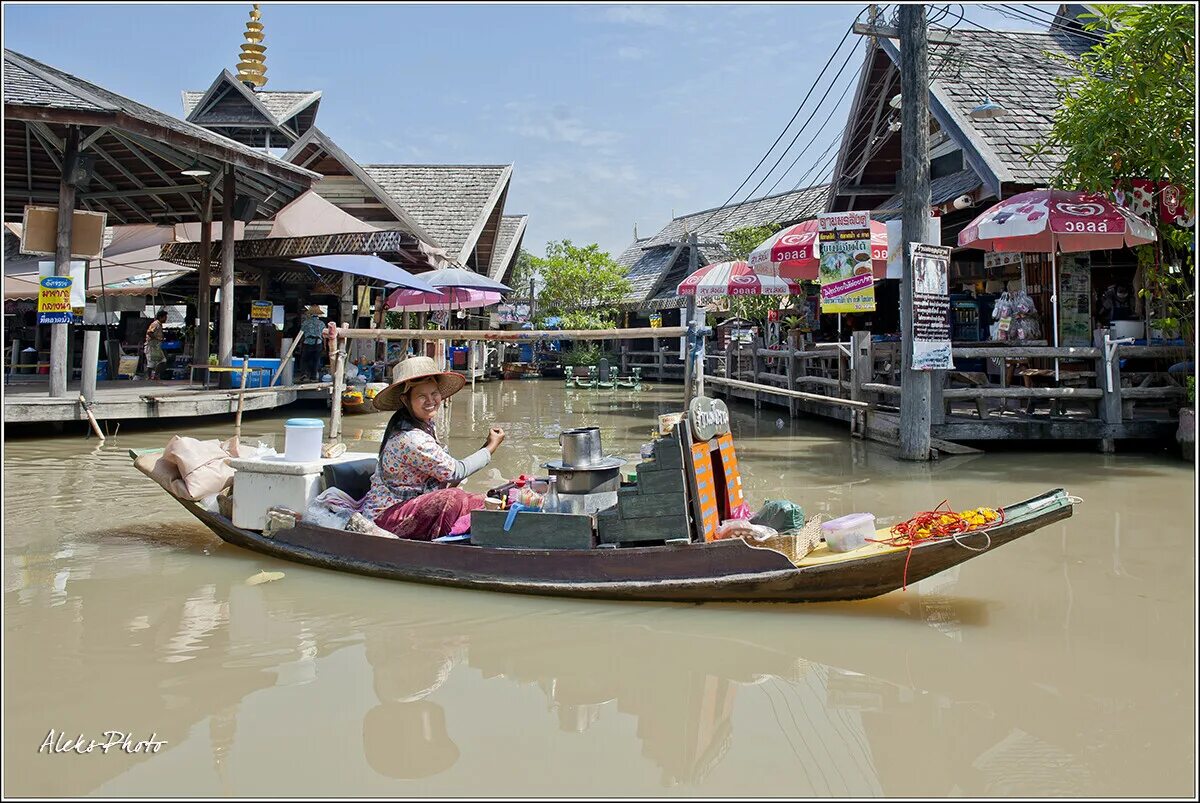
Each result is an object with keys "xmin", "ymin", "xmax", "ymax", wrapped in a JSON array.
[{"xmin": 910, "ymin": 243, "xmax": 955, "ymax": 371}]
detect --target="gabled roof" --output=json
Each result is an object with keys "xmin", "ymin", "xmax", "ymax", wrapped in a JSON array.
[
  {"xmin": 881, "ymin": 27, "xmax": 1094, "ymax": 194},
  {"xmin": 489, "ymin": 214, "xmax": 528, "ymax": 282},
  {"xmin": 641, "ymin": 184, "xmax": 830, "ymax": 248},
  {"xmin": 182, "ymin": 74, "xmax": 321, "ymax": 129},
  {"xmin": 281, "ymin": 127, "xmax": 437, "ymax": 246},
  {"xmin": 361, "ymin": 164, "xmax": 513, "ymax": 264}
]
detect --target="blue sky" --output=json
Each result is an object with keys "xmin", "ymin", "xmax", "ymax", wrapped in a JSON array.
[{"xmin": 3, "ymin": 3, "xmax": 1052, "ymax": 257}]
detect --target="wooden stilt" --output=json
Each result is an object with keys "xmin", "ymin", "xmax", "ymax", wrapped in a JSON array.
[{"xmin": 234, "ymin": 360, "xmax": 249, "ymax": 434}]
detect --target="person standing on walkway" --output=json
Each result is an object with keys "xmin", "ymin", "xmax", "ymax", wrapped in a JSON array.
[
  {"xmin": 144, "ymin": 309, "xmax": 169, "ymax": 381},
  {"xmin": 298, "ymin": 304, "xmax": 326, "ymax": 381}
]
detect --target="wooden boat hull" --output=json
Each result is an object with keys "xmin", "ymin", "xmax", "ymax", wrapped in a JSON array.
[
  {"xmin": 174, "ymin": 488, "xmax": 1073, "ymax": 603},
  {"xmin": 342, "ymin": 398, "xmax": 374, "ymax": 415}
]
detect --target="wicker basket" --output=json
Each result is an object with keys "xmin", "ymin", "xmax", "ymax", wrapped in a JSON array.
[{"xmin": 746, "ymin": 515, "xmax": 826, "ymax": 566}]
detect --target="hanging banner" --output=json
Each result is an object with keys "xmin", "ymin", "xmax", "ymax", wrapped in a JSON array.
[
  {"xmin": 37, "ymin": 276, "xmax": 74, "ymax": 324},
  {"xmin": 251, "ymin": 300, "xmax": 274, "ymax": 321},
  {"xmin": 818, "ymin": 211, "xmax": 875, "ymax": 313},
  {"xmin": 1058, "ymin": 255, "xmax": 1092, "ymax": 347},
  {"xmin": 910, "ymin": 243, "xmax": 954, "ymax": 371}
]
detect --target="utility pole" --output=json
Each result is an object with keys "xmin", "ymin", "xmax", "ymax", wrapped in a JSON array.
[{"xmin": 898, "ymin": 5, "xmax": 933, "ymax": 461}]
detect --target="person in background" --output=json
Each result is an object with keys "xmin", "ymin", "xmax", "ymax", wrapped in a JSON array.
[
  {"xmin": 352, "ymin": 356, "xmax": 505, "ymax": 540},
  {"xmin": 298, "ymin": 304, "xmax": 326, "ymax": 381},
  {"xmin": 1098, "ymin": 283, "xmax": 1137, "ymax": 325},
  {"xmin": 144, "ymin": 309, "xmax": 169, "ymax": 381}
]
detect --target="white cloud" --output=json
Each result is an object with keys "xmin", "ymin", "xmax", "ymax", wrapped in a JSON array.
[
  {"xmin": 504, "ymin": 102, "xmax": 621, "ymax": 149},
  {"xmin": 601, "ymin": 5, "xmax": 671, "ymax": 27}
]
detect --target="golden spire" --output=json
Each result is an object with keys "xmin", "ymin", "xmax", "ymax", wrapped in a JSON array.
[{"xmin": 236, "ymin": 4, "xmax": 268, "ymax": 89}]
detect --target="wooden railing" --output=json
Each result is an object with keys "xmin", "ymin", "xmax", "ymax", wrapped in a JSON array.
[{"xmin": 707, "ymin": 333, "xmax": 1190, "ymax": 426}]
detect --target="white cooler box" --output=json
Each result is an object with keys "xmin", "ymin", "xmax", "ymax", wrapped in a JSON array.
[{"xmin": 228, "ymin": 452, "xmax": 377, "ymax": 531}]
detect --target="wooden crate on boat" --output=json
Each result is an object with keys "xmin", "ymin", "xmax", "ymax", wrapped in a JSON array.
[{"xmin": 470, "ymin": 509, "xmax": 595, "ymax": 550}]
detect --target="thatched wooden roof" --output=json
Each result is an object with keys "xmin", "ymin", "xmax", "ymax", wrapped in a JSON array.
[{"xmin": 4, "ymin": 49, "xmax": 318, "ymax": 225}]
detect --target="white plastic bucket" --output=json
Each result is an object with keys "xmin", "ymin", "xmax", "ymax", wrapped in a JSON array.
[{"xmin": 284, "ymin": 418, "xmax": 325, "ymax": 462}]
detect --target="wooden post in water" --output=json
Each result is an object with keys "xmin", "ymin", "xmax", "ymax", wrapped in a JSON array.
[
  {"xmin": 1098, "ymin": 339, "xmax": 1123, "ymax": 453},
  {"xmin": 329, "ymin": 334, "xmax": 345, "ymax": 440},
  {"xmin": 81, "ymin": 330, "xmax": 100, "ymax": 403},
  {"xmin": 851, "ymin": 330, "xmax": 872, "ymax": 437},
  {"xmin": 49, "ymin": 126, "xmax": 80, "ymax": 399},
  {"xmin": 898, "ymin": 5, "xmax": 933, "ymax": 460}
]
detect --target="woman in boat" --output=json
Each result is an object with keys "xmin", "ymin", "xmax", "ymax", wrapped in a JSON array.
[{"xmin": 358, "ymin": 356, "xmax": 505, "ymax": 539}]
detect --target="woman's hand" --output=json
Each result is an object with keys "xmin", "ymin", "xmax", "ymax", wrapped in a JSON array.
[{"xmin": 485, "ymin": 427, "xmax": 506, "ymax": 454}]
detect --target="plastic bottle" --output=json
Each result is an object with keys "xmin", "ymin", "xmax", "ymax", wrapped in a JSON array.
[
  {"xmin": 507, "ymin": 475, "xmax": 529, "ymax": 507},
  {"xmin": 542, "ymin": 476, "xmax": 560, "ymax": 514}
]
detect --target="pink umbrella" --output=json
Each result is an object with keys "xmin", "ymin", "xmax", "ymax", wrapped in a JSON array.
[
  {"xmin": 677, "ymin": 261, "xmax": 800, "ymax": 299},
  {"xmin": 748, "ymin": 218, "xmax": 888, "ymax": 280},
  {"xmin": 957, "ymin": 189, "xmax": 1156, "ymax": 253},
  {"xmin": 958, "ymin": 188, "xmax": 1157, "ymax": 377},
  {"xmin": 385, "ymin": 286, "xmax": 502, "ymax": 313}
]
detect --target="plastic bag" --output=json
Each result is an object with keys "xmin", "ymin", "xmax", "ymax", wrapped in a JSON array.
[
  {"xmin": 714, "ymin": 519, "xmax": 779, "ymax": 542},
  {"xmin": 751, "ymin": 500, "xmax": 805, "ymax": 532},
  {"xmin": 992, "ymin": 292, "xmax": 1013, "ymax": 321},
  {"xmin": 1012, "ymin": 290, "xmax": 1036, "ymax": 316}
]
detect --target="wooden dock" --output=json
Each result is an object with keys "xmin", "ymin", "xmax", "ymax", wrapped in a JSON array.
[
  {"xmin": 3, "ymin": 378, "xmax": 330, "ymax": 425},
  {"xmin": 616, "ymin": 332, "xmax": 1188, "ymax": 452}
]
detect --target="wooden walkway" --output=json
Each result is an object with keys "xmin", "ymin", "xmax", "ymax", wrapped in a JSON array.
[{"xmin": 3, "ymin": 378, "xmax": 329, "ymax": 425}]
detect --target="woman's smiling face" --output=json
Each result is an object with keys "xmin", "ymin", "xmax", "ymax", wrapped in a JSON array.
[{"xmin": 405, "ymin": 379, "xmax": 442, "ymax": 423}]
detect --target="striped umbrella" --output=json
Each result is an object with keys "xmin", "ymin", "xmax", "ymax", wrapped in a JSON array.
[
  {"xmin": 747, "ymin": 218, "xmax": 888, "ymax": 280},
  {"xmin": 676, "ymin": 261, "xmax": 800, "ymax": 299}
]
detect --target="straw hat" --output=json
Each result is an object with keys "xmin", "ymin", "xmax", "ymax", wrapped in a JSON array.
[
  {"xmin": 372, "ymin": 356, "xmax": 465, "ymax": 412},
  {"xmin": 305, "ymin": 304, "xmax": 324, "ymax": 315}
]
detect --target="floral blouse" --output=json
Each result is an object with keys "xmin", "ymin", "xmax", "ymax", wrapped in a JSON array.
[{"xmin": 360, "ymin": 428, "xmax": 461, "ymax": 520}]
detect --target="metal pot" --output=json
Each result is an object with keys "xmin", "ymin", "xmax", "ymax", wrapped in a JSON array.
[
  {"xmin": 559, "ymin": 426, "xmax": 603, "ymax": 467},
  {"xmin": 548, "ymin": 465, "xmax": 621, "ymax": 494}
]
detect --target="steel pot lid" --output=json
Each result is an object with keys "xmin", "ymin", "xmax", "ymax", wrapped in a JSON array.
[{"xmin": 543, "ymin": 456, "xmax": 627, "ymax": 471}]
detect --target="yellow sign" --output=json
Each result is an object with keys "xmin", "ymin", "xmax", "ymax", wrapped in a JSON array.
[
  {"xmin": 818, "ymin": 211, "xmax": 876, "ymax": 313},
  {"xmin": 37, "ymin": 276, "xmax": 74, "ymax": 324},
  {"xmin": 649, "ymin": 313, "xmax": 662, "ymax": 328},
  {"xmin": 251, "ymin": 300, "xmax": 273, "ymax": 320}
]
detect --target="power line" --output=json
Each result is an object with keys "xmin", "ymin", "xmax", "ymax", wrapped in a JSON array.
[{"xmin": 689, "ymin": 10, "xmax": 864, "ymax": 235}]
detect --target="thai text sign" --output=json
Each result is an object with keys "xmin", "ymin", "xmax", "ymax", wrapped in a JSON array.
[
  {"xmin": 688, "ymin": 396, "xmax": 730, "ymax": 442},
  {"xmin": 818, "ymin": 211, "xmax": 876, "ymax": 313},
  {"xmin": 910, "ymin": 243, "xmax": 954, "ymax": 371},
  {"xmin": 251, "ymin": 300, "xmax": 274, "ymax": 321},
  {"xmin": 38, "ymin": 276, "xmax": 74, "ymax": 324}
]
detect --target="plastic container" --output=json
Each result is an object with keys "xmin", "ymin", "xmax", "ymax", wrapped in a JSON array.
[
  {"xmin": 821, "ymin": 513, "xmax": 876, "ymax": 553},
  {"xmin": 365, "ymin": 381, "xmax": 388, "ymax": 400},
  {"xmin": 284, "ymin": 418, "xmax": 325, "ymax": 463},
  {"xmin": 96, "ymin": 360, "xmax": 108, "ymax": 382},
  {"xmin": 541, "ymin": 477, "xmax": 560, "ymax": 514}
]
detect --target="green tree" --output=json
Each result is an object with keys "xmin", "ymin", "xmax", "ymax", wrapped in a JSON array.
[
  {"xmin": 720, "ymin": 223, "xmax": 802, "ymax": 326},
  {"xmin": 530, "ymin": 240, "xmax": 631, "ymax": 330},
  {"xmin": 508, "ymin": 248, "xmax": 540, "ymax": 300},
  {"xmin": 1031, "ymin": 3, "xmax": 1195, "ymax": 340}
]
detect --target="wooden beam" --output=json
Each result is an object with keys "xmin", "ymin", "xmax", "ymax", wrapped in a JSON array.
[
  {"xmin": 853, "ymin": 22, "xmax": 961, "ymax": 45},
  {"xmin": 79, "ymin": 126, "xmax": 110, "ymax": 152},
  {"xmin": 834, "ymin": 183, "xmax": 897, "ymax": 196}
]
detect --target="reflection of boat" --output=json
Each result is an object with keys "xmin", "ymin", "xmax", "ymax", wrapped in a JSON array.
[
  {"xmin": 163, "ymin": 488, "xmax": 1073, "ymax": 603},
  {"xmin": 502, "ymin": 362, "xmax": 540, "ymax": 380}
]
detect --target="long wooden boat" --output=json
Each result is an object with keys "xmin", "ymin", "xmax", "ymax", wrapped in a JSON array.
[{"xmin": 161, "ymin": 485, "xmax": 1072, "ymax": 603}]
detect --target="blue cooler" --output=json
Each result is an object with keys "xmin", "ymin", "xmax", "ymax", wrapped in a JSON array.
[
  {"xmin": 96, "ymin": 360, "xmax": 108, "ymax": 381},
  {"xmin": 231, "ymin": 357, "xmax": 281, "ymax": 388}
]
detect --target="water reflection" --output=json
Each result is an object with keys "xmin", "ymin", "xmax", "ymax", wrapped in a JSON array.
[{"xmin": 3, "ymin": 382, "xmax": 1195, "ymax": 796}]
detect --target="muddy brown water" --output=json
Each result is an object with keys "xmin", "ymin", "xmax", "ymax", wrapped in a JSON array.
[{"xmin": 3, "ymin": 382, "xmax": 1195, "ymax": 796}]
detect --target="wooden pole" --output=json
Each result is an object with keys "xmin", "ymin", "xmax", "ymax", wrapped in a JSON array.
[
  {"xmin": 81, "ymin": 330, "xmax": 100, "ymax": 402},
  {"xmin": 898, "ymin": 5, "xmax": 933, "ymax": 461},
  {"xmin": 329, "ymin": 335, "xmax": 345, "ymax": 440},
  {"xmin": 234, "ymin": 359, "xmax": 249, "ymax": 434},
  {"xmin": 49, "ymin": 126, "xmax": 80, "ymax": 399},
  {"xmin": 194, "ymin": 188, "xmax": 213, "ymax": 377},
  {"xmin": 337, "ymin": 326, "xmax": 688, "ymax": 341},
  {"xmin": 79, "ymin": 395, "xmax": 105, "ymax": 441},
  {"xmin": 218, "ymin": 166, "xmax": 236, "ymax": 379}
]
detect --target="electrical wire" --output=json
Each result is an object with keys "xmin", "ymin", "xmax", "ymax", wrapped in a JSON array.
[{"xmin": 688, "ymin": 10, "xmax": 865, "ymax": 236}]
